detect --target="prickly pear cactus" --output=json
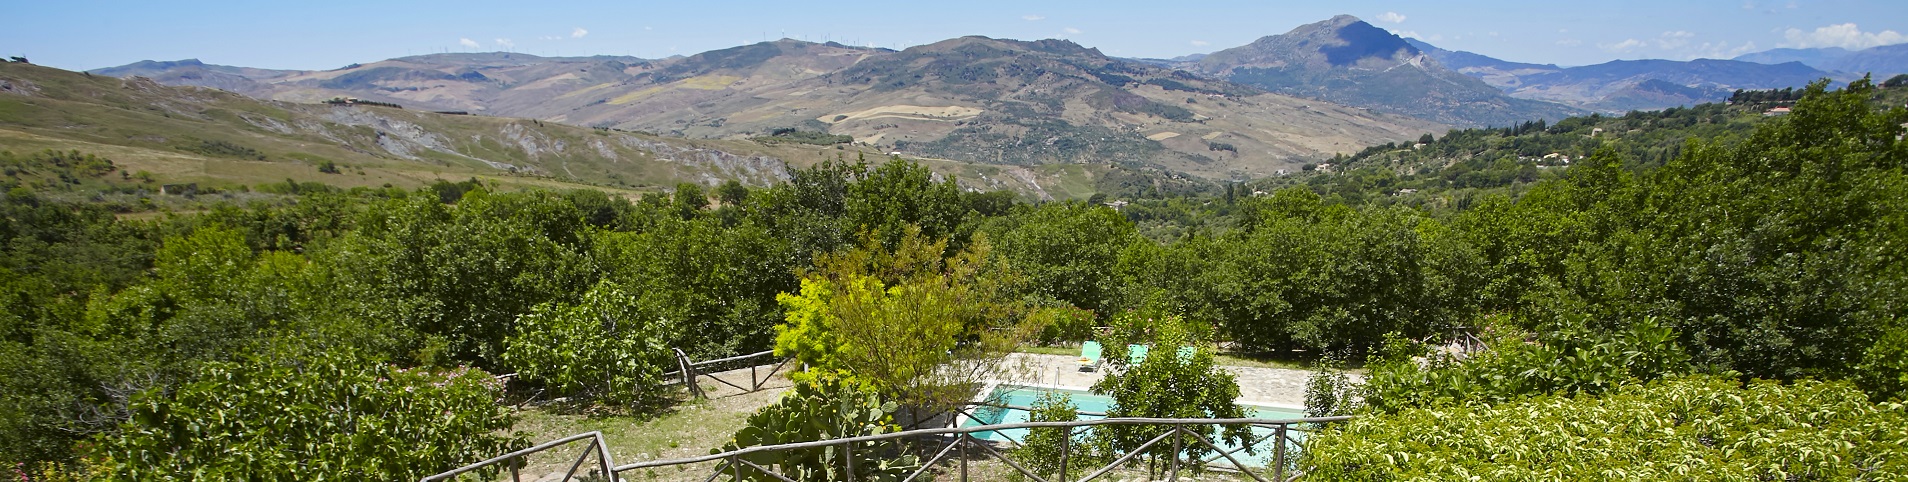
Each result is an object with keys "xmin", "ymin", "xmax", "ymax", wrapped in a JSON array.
[{"xmin": 716, "ymin": 373, "xmax": 922, "ymax": 481}]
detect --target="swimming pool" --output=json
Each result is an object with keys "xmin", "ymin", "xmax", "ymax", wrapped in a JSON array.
[{"xmin": 957, "ymin": 384, "xmax": 1307, "ymax": 467}]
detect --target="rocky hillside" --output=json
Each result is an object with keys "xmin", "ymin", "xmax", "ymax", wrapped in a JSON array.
[
  {"xmin": 93, "ymin": 36, "xmax": 1444, "ymax": 180},
  {"xmin": 0, "ymin": 62, "xmax": 831, "ymax": 193},
  {"xmin": 8, "ymin": 62, "xmax": 1234, "ymax": 200}
]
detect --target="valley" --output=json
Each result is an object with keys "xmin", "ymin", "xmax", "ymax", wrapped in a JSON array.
[{"xmin": 6, "ymin": 6, "xmax": 1908, "ymax": 480}]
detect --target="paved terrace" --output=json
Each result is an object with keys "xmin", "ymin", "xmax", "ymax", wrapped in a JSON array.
[{"xmin": 992, "ymin": 353, "xmax": 1362, "ymax": 409}]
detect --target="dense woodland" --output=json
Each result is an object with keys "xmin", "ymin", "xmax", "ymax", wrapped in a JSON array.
[{"xmin": 3, "ymin": 79, "xmax": 1907, "ymax": 478}]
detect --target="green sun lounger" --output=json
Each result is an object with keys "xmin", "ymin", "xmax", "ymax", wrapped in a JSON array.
[
  {"xmin": 1078, "ymin": 341, "xmax": 1104, "ymax": 371},
  {"xmin": 1128, "ymin": 344, "xmax": 1150, "ymax": 365}
]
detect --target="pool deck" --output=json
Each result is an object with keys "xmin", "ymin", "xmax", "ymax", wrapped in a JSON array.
[{"xmin": 991, "ymin": 353, "xmax": 1362, "ymax": 410}]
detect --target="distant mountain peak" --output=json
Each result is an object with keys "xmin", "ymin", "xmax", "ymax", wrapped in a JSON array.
[
  {"xmin": 914, "ymin": 36, "xmax": 1104, "ymax": 58},
  {"xmin": 1223, "ymin": 15, "xmax": 1421, "ymax": 69},
  {"xmin": 1195, "ymin": 16, "xmax": 1583, "ymax": 126},
  {"xmin": 97, "ymin": 58, "xmax": 206, "ymax": 72}
]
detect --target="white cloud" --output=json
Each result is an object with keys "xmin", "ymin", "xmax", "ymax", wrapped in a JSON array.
[
  {"xmin": 1655, "ymin": 30, "xmax": 1696, "ymax": 50},
  {"xmin": 1376, "ymin": 11, "xmax": 1406, "ymax": 24},
  {"xmin": 459, "ymin": 38, "xmax": 479, "ymax": 48},
  {"xmin": 1686, "ymin": 40, "xmax": 1760, "ymax": 59},
  {"xmin": 1190, "ymin": 40, "xmax": 1210, "ymax": 47},
  {"xmin": 1394, "ymin": 30, "xmax": 1421, "ymax": 39},
  {"xmin": 1601, "ymin": 38, "xmax": 1647, "ymax": 52},
  {"xmin": 1023, "ymin": 14, "xmax": 1045, "ymax": 21},
  {"xmin": 495, "ymin": 38, "xmax": 515, "ymax": 49},
  {"xmin": 1063, "ymin": 27, "xmax": 1082, "ymax": 34},
  {"xmin": 572, "ymin": 27, "xmax": 589, "ymax": 39},
  {"xmin": 1557, "ymin": 38, "xmax": 1583, "ymax": 47},
  {"xmin": 1782, "ymin": 23, "xmax": 1907, "ymax": 49}
]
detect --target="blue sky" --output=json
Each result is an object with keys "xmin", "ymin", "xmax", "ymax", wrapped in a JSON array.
[{"xmin": 8, "ymin": 1, "xmax": 1906, "ymax": 71}]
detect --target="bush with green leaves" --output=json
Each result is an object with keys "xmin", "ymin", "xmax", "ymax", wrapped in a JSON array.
[
  {"xmin": 985, "ymin": 200, "xmax": 1140, "ymax": 312},
  {"xmin": 1304, "ymin": 375, "xmax": 1908, "ymax": 480},
  {"xmin": 1091, "ymin": 312, "xmax": 1249, "ymax": 477},
  {"xmin": 1303, "ymin": 360, "xmax": 1360, "ymax": 418},
  {"xmin": 715, "ymin": 373, "xmax": 919, "ymax": 482},
  {"xmin": 1859, "ymin": 325, "xmax": 1908, "ymax": 403},
  {"xmin": 774, "ymin": 227, "xmax": 1039, "ymax": 417},
  {"xmin": 502, "ymin": 279, "xmax": 674, "ymax": 410},
  {"xmin": 319, "ymin": 190, "xmax": 593, "ymax": 368},
  {"xmin": 1012, "ymin": 392, "xmax": 1086, "ymax": 480},
  {"xmin": 1203, "ymin": 190, "xmax": 1479, "ymax": 357},
  {"xmin": 100, "ymin": 348, "xmax": 522, "ymax": 480},
  {"xmin": 1359, "ymin": 317, "xmax": 1690, "ymax": 414}
]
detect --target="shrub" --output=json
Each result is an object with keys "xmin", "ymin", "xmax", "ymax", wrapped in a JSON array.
[
  {"xmin": 1091, "ymin": 312, "xmax": 1249, "ymax": 476},
  {"xmin": 753, "ymin": 129, "xmax": 852, "ymax": 146},
  {"xmin": 1012, "ymin": 392, "xmax": 1086, "ymax": 480},
  {"xmin": 1358, "ymin": 317, "xmax": 1690, "ymax": 414},
  {"xmin": 715, "ymin": 373, "xmax": 919, "ymax": 481},
  {"xmin": 1304, "ymin": 359, "xmax": 1360, "ymax": 418},
  {"xmin": 502, "ymin": 280, "xmax": 674, "ymax": 410},
  {"xmin": 773, "ymin": 228, "xmax": 1038, "ymax": 417},
  {"xmin": 1305, "ymin": 376, "xmax": 1908, "ymax": 480},
  {"xmin": 100, "ymin": 349, "xmax": 521, "ymax": 480}
]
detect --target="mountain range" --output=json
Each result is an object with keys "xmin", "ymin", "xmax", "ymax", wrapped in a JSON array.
[
  {"xmin": 1406, "ymin": 39, "xmax": 1846, "ymax": 112},
  {"xmin": 73, "ymin": 13, "xmax": 1902, "ymax": 185},
  {"xmin": 1, "ymin": 61, "xmax": 1139, "ymax": 200},
  {"xmin": 86, "ymin": 35, "xmax": 1448, "ymax": 180},
  {"xmin": 1183, "ymin": 15, "xmax": 1585, "ymax": 126},
  {"xmin": 1730, "ymin": 44, "xmax": 1908, "ymax": 78}
]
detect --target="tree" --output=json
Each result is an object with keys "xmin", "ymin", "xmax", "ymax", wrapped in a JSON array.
[
  {"xmin": 503, "ymin": 280, "xmax": 674, "ymax": 410},
  {"xmin": 591, "ymin": 216, "xmax": 794, "ymax": 357},
  {"xmin": 316, "ymin": 192, "xmax": 592, "ymax": 368},
  {"xmin": 1547, "ymin": 79, "xmax": 1908, "ymax": 381},
  {"xmin": 716, "ymin": 179, "xmax": 750, "ymax": 206},
  {"xmin": 844, "ymin": 158, "xmax": 968, "ymax": 250},
  {"xmin": 102, "ymin": 348, "xmax": 522, "ymax": 480},
  {"xmin": 752, "ymin": 156, "xmax": 866, "ymax": 265},
  {"xmin": 1215, "ymin": 191, "xmax": 1473, "ymax": 356},
  {"xmin": 773, "ymin": 227, "xmax": 1038, "ymax": 422},
  {"xmin": 1012, "ymin": 392, "xmax": 1084, "ymax": 480},
  {"xmin": 673, "ymin": 182, "xmax": 708, "ymax": 219},
  {"xmin": 986, "ymin": 201, "xmax": 1138, "ymax": 311},
  {"xmin": 1884, "ymin": 73, "xmax": 1908, "ymax": 88},
  {"xmin": 1091, "ymin": 312, "xmax": 1249, "ymax": 477}
]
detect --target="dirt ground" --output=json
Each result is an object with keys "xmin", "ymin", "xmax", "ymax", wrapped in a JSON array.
[{"xmin": 500, "ymin": 364, "xmax": 797, "ymax": 481}]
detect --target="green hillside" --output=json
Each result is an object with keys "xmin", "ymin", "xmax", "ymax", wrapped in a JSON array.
[
  {"xmin": 1247, "ymin": 81, "xmax": 1908, "ymax": 209},
  {"xmin": 0, "ymin": 62, "xmax": 855, "ymax": 196}
]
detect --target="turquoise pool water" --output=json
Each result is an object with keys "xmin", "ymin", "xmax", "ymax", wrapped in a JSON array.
[{"xmin": 957, "ymin": 384, "xmax": 1307, "ymax": 467}]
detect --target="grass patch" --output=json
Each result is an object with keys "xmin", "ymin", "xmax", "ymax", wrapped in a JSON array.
[{"xmin": 504, "ymin": 371, "xmax": 795, "ymax": 479}]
